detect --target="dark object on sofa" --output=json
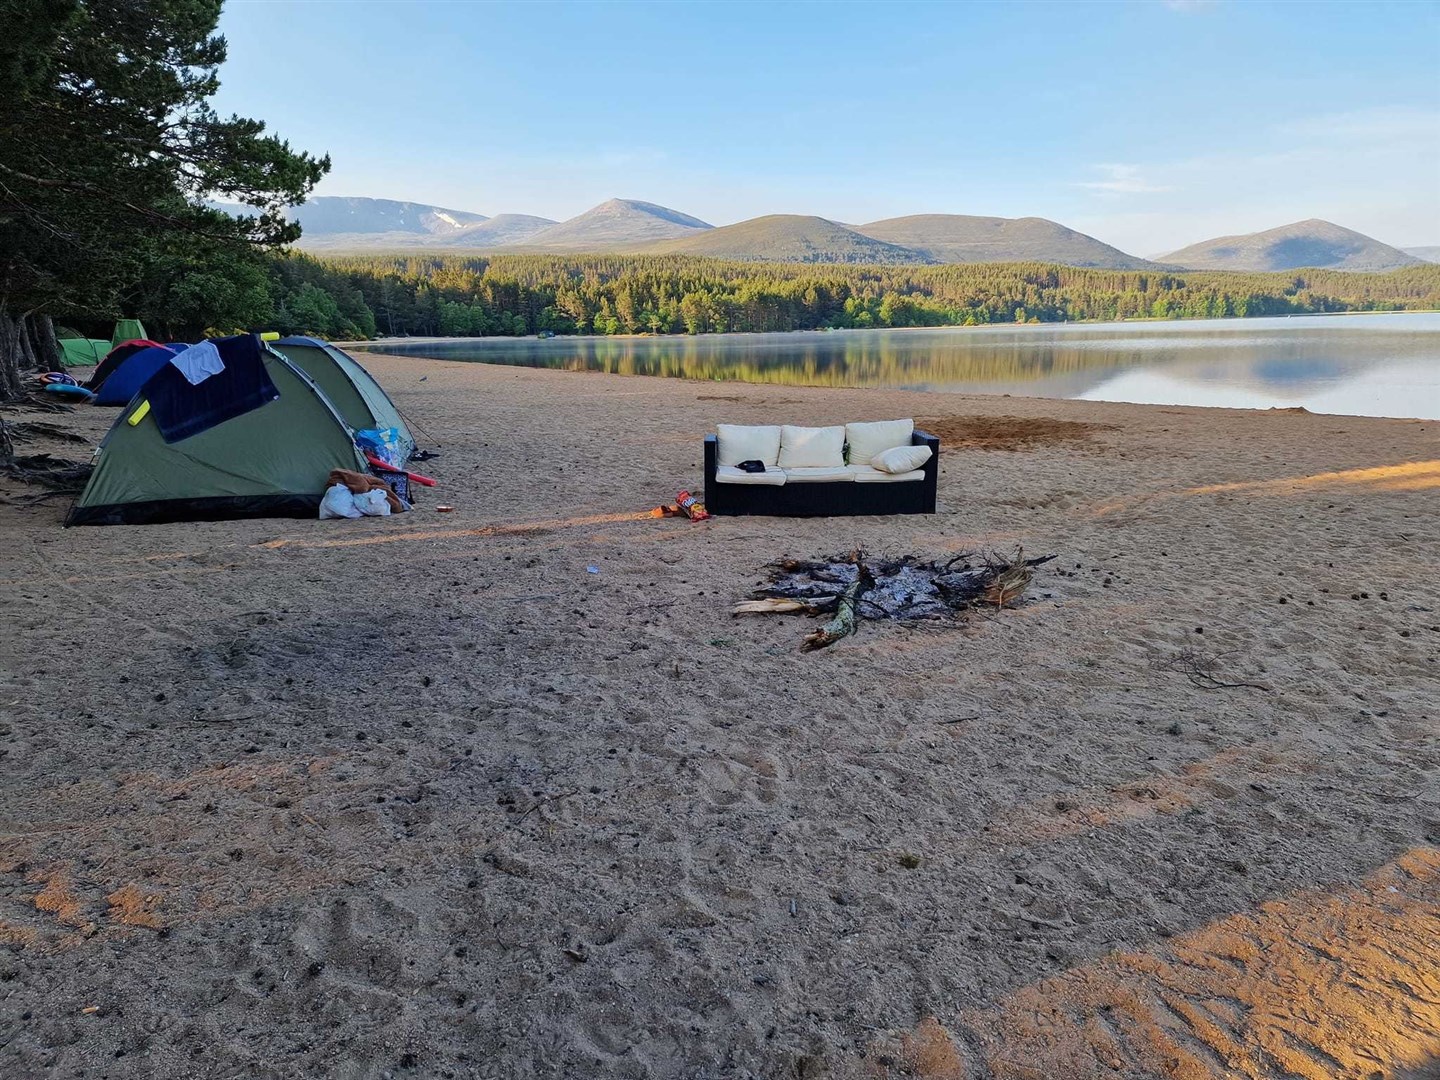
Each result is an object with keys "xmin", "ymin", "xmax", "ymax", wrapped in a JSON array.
[{"xmin": 704, "ymin": 429, "xmax": 939, "ymax": 516}]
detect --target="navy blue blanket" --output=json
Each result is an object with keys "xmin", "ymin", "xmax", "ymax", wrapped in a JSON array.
[{"xmin": 141, "ymin": 334, "xmax": 280, "ymax": 443}]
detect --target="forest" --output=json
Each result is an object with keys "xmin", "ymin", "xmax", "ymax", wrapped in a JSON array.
[{"xmin": 256, "ymin": 253, "xmax": 1440, "ymax": 342}]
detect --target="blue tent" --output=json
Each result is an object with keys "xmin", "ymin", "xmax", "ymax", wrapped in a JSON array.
[{"xmin": 92, "ymin": 344, "xmax": 183, "ymax": 406}]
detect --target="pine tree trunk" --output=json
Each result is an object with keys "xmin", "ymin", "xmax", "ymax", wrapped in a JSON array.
[
  {"xmin": 0, "ymin": 309, "xmax": 17, "ymax": 467},
  {"xmin": 15, "ymin": 313, "xmax": 37, "ymax": 373},
  {"xmin": 29, "ymin": 314, "xmax": 61, "ymax": 371},
  {"xmin": 0, "ymin": 309, "xmax": 25, "ymax": 403}
]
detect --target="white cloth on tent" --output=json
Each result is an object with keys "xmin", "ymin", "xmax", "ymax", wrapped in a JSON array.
[{"xmin": 168, "ymin": 341, "xmax": 226, "ymax": 386}]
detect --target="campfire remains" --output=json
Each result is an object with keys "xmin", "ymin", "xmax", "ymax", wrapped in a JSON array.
[{"xmin": 734, "ymin": 548, "xmax": 1057, "ymax": 651}]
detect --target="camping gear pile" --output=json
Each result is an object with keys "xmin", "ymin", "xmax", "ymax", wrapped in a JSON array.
[
  {"xmin": 734, "ymin": 548, "xmax": 1056, "ymax": 651},
  {"xmin": 34, "ymin": 371, "xmax": 95, "ymax": 402},
  {"xmin": 67, "ymin": 333, "xmax": 425, "ymax": 526},
  {"xmin": 320, "ymin": 469, "xmax": 403, "ymax": 519}
]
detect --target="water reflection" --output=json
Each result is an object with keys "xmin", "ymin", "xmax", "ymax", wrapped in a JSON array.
[{"xmin": 352, "ymin": 312, "xmax": 1440, "ymax": 419}]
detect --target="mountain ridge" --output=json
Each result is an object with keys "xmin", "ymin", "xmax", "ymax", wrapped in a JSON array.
[
  {"xmin": 509, "ymin": 198, "xmax": 713, "ymax": 251},
  {"xmin": 855, "ymin": 214, "xmax": 1156, "ymax": 269},
  {"xmin": 649, "ymin": 215, "xmax": 923, "ymax": 264},
  {"xmin": 1159, "ymin": 219, "xmax": 1423, "ymax": 272}
]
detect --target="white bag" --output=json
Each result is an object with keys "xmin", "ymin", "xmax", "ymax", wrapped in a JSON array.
[
  {"xmin": 354, "ymin": 488, "xmax": 392, "ymax": 517},
  {"xmin": 319, "ymin": 483, "xmax": 362, "ymax": 519}
]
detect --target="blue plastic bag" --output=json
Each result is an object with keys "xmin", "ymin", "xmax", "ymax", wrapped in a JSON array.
[{"xmin": 355, "ymin": 427, "xmax": 408, "ymax": 469}]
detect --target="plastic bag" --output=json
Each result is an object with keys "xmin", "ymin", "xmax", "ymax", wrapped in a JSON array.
[
  {"xmin": 319, "ymin": 483, "xmax": 362, "ymax": 519},
  {"xmin": 354, "ymin": 488, "xmax": 392, "ymax": 517},
  {"xmin": 355, "ymin": 427, "xmax": 409, "ymax": 470}
]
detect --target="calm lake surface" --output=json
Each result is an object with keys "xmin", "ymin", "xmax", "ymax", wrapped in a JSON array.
[{"xmin": 352, "ymin": 312, "xmax": 1440, "ymax": 420}]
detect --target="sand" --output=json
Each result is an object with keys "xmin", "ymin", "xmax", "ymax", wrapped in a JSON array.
[{"xmin": 1, "ymin": 355, "xmax": 1438, "ymax": 1079}]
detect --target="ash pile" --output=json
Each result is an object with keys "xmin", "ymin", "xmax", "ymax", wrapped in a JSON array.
[{"xmin": 735, "ymin": 548, "xmax": 1056, "ymax": 651}]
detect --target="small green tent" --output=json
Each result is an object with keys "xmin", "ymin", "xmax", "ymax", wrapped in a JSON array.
[
  {"xmin": 273, "ymin": 337, "xmax": 415, "ymax": 459},
  {"xmin": 68, "ymin": 336, "xmax": 368, "ymax": 526},
  {"xmin": 110, "ymin": 319, "xmax": 146, "ymax": 349},
  {"xmin": 56, "ymin": 327, "xmax": 110, "ymax": 367}
]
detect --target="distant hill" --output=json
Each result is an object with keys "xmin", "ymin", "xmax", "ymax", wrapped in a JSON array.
[
  {"xmin": 855, "ymin": 214, "xmax": 1155, "ymax": 269},
  {"xmin": 289, "ymin": 197, "xmax": 488, "ymax": 238},
  {"xmin": 1405, "ymin": 246, "xmax": 1440, "ymax": 264},
  {"xmin": 515, "ymin": 199, "xmax": 712, "ymax": 251},
  {"xmin": 650, "ymin": 215, "xmax": 923, "ymax": 263},
  {"xmin": 434, "ymin": 213, "xmax": 557, "ymax": 247},
  {"xmin": 1159, "ymin": 219, "xmax": 1425, "ymax": 272}
]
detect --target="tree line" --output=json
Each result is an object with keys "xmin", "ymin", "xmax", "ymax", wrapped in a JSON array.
[{"xmin": 253, "ymin": 252, "xmax": 1440, "ymax": 341}]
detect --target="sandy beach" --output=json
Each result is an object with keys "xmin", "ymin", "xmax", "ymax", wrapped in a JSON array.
[{"xmin": 2, "ymin": 354, "xmax": 1438, "ymax": 1079}]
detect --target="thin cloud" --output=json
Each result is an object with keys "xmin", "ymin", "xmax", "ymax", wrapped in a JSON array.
[
  {"xmin": 1277, "ymin": 105, "xmax": 1440, "ymax": 143},
  {"xmin": 1066, "ymin": 104, "xmax": 1439, "ymax": 252},
  {"xmin": 1078, "ymin": 164, "xmax": 1173, "ymax": 195}
]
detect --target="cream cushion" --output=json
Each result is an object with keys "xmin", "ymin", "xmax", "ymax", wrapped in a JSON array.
[
  {"xmin": 852, "ymin": 465, "xmax": 926, "ymax": 483},
  {"xmin": 845, "ymin": 419, "xmax": 914, "ymax": 464},
  {"xmin": 715, "ymin": 465, "xmax": 786, "ymax": 485},
  {"xmin": 778, "ymin": 425, "xmax": 845, "ymax": 468},
  {"xmin": 784, "ymin": 465, "xmax": 854, "ymax": 483},
  {"xmin": 716, "ymin": 424, "xmax": 782, "ymax": 467},
  {"xmin": 871, "ymin": 444, "xmax": 933, "ymax": 474}
]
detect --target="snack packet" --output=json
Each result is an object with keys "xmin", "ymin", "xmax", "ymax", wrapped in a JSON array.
[{"xmin": 676, "ymin": 490, "xmax": 710, "ymax": 521}]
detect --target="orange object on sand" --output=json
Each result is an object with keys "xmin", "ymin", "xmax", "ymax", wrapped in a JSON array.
[{"xmin": 363, "ymin": 454, "xmax": 436, "ymax": 486}]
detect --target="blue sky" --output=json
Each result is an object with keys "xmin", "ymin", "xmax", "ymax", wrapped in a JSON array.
[{"xmin": 215, "ymin": 0, "xmax": 1440, "ymax": 254}]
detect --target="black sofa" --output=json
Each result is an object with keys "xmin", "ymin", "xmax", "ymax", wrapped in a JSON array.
[{"xmin": 703, "ymin": 429, "xmax": 939, "ymax": 516}]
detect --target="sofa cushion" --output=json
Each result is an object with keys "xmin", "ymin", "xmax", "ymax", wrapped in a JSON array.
[
  {"xmin": 871, "ymin": 443, "xmax": 933, "ymax": 474},
  {"xmin": 715, "ymin": 464, "xmax": 787, "ymax": 486},
  {"xmin": 784, "ymin": 465, "xmax": 854, "ymax": 483},
  {"xmin": 846, "ymin": 419, "xmax": 914, "ymax": 465},
  {"xmin": 716, "ymin": 424, "xmax": 782, "ymax": 467},
  {"xmin": 852, "ymin": 465, "xmax": 926, "ymax": 483},
  {"xmin": 778, "ymin": 425, "xmax": 845, "ymax": 468}
]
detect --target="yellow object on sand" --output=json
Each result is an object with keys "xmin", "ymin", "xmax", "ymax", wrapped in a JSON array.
[{"xmin": 127, "ymin": 399, "xmax": 150, "ymax": 426}]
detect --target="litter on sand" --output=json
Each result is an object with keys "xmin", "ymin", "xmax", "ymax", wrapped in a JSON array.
[{"xmin": 676, "ymin": 491, "xmax": 709, "ymax": 521}]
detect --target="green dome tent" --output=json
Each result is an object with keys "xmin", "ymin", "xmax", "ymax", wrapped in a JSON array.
[
  {"xmin": 273, "ymin": 336, "xmax": 415, "ymax": 460},
  {"xmin": 67, "ymin": 335, "xmax": 369, "ymax": 526},
  {"xmin": 56, "ymin": 327, "xmax": 110, "ymax": 367}
]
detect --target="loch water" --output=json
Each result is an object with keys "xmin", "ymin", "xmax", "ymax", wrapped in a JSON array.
[{"xmin": 351, "ymin": 312, "xmax": 1440, "ymax": 420}]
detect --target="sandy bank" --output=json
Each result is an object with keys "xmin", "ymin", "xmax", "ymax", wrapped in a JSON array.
[{"xmin": 2, "ymin": 356, "xmax": 1437, "ymax": 1078}]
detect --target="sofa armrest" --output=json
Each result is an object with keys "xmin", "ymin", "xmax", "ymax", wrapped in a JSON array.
[
  {"xmin": 703, "ymin": 434, "xmax": 718, "ymax": 508},
  {"xmin": 912, "ymin": 429, "xmax": 940, "ymax": 511}
]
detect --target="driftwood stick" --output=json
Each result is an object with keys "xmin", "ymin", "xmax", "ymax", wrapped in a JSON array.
[
  {"xmin": 801, "ymin": 560, "xmax": 875, "ymax": 652},
  {"xmin": 733, "ymin": 598, "xmax": 835, "ymax": 616}
]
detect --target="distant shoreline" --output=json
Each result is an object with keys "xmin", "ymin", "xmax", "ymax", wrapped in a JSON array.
[{"xmin": 338, "ymin": 308, "xmax": 1440, "ymax": 349}]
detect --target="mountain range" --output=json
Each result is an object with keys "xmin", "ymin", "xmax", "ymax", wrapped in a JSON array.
[{"xmin": 269, "ymin": 196, "xmax": 1429, "ymax": 272}]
